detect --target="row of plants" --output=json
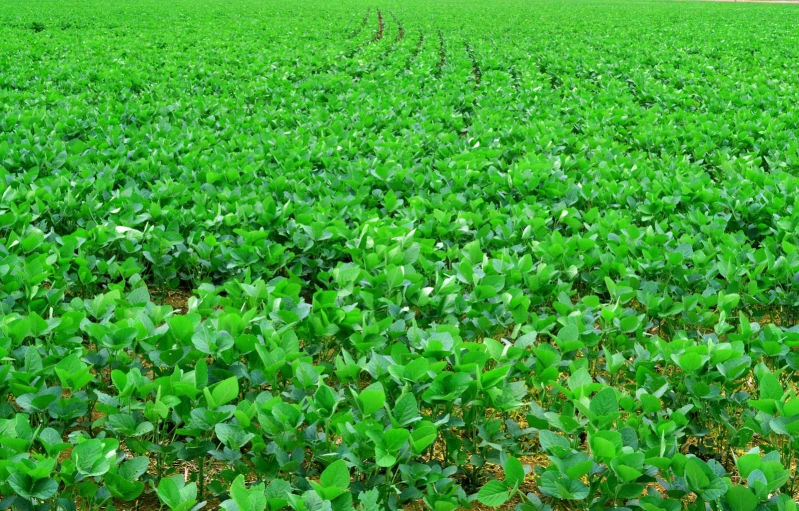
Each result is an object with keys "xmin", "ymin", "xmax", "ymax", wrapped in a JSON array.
[{"xmin": 2, "ymin": 0, "xmax": 799, "ymax": 509}]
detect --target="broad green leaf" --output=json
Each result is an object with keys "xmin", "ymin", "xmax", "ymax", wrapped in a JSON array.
[
  {"xmin": 589, "ymin": 387, "xmax": 618, "ymax": 417},
  {"xmin": 320, "ymin": 459, "xmax": 350, "ymax": 490},
  {"xmin": 392, "ymin": 393, "xmax": 420, "ymax": 426},
  {"xmin": 157, "ymin": 477, "xmax": 182, "ymax": 509},
  {"xmin": 211, "ymin": 376, "xmax": 239, "ymax": 407},
  {"xmin": 106, "ymin": 473, "xmax": 145, "ymax": 501},
  {"xmin": 726, "ymin": 486, "xmax": 758, "ymax": 511},
  {"xmin": 477, "ymin": 480, "xmax": 509, "ymax": 507},
  {"xmin": 359, "ymin": 382, "xmax": 386, "ymax": 416},
  {"xmin": 504, "ymin": 456, "xmax": 525, "ymax": 488},
  {"xmin": 230, "ymin": 474, "xmax": 267, "ymax": 511}
]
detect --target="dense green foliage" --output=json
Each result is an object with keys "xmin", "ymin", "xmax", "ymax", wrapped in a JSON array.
[{"xmin": 3, "ymin": 0, "xmax": 799, "ymax": 509}]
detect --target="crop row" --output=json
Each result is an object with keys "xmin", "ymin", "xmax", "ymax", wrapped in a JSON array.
[{"xmin": 2, "ymin": 0, "xmax": 799, "ymax": 510}]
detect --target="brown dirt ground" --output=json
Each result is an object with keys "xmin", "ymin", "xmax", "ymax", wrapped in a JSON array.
[{"xmin": 163, "ymin": 288, "xmax": 192, "ymax": 314}]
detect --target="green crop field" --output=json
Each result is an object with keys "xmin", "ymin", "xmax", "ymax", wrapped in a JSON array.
[{"xmin": 3, "ymin": 0, "xmax": 799, "ymax": 509}]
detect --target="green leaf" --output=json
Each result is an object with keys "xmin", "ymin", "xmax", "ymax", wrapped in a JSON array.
[
  {"xmin": 111, "ymin": 369, "xmax": 128, "ymax": 393},
  {"xmin": 392, "ymin": 393, "xmax": 420, "ymax": 426},
  {"xmin": 320, "ymin": 459, "xmax": 350, "ymax": 489},
  {"xmin": 294, "ymin": 362, "xmax": 319, "ymax": 389},
  {"xmin": 157, "ymin": 476, "xmax": 197, "ymax": 511},
  {"xmin": 539, "ymin": 472, "xmax": 589, "ymax": 500},
  {"xmin": 314, "ymin": 384, "xmax": 338, "ymax": 416},
  {"xmin": 736, "ymin": 453, "xmax": 761, "ymax": 479},
  {"xmin": 358, "ymin": 382, "xmax": 386, "ymax": 416},
  {"xmin": 167, "ymin": 314, "xmax": 195, "ymax": 343},
  {"xmin": 477, "ymin": 480, "xmax": 510, "ymax": 507},
  {"xmin": 8, "ymin": 475, "xmax": 58, "ymax": 500},
  {"xmin": 504, "ymin": 457, "xmax": 525, "ymax": 488},
  {"xmin": 195, "ymin": 358, "xmax": 208, "ymax": 389},
  {"xmin": 157, "ymin": 477, "xmax": 182, "ymax": 509},
  {"xmin": 685, "ymin": 458, "xmax": 711, "ymax": 492},
  {"xmin": 518, "ymin": 254, "xmax": 534, "ymax": 273},
  {"xmin": 539, "ymin": 430, "xmax": 570, "ymax": 455},
  {"xmin": 215, "ymin": 423, "xmax": 255, "ymax": 450},
  {"xmin": 558, "ymin": 324, "xmax": 579, "ymax": 344},
  {"xmin": 679, "ymin": 352, "xmax": 705, "ymax": 373},
  {"xmin": 383, "ymin": 429, "xmax": 410, "ymax": 452},
  {"xmin": 640, "ymin": 393, "xmax": 661, "ymax": 413},
  {"xmin": 73, "ymin": 439, "xmax": 111, "ymax": 478},
  {"xmin": 127, "ymin": 286, "xmax": 151, "ymax": 305},
  {"xmin": 410, "ymin": 422, "xmax": 437, "ymax": 454},
  {"xmin": 119, "ymin": 457, "xmax": 150, "ymax": 480},
  {"xmin": 211, "ymin": 376, "xmax": 239, "ymax": 407},
  {"xmin": 760, "ymin": 372, "xmax": 783, "ymax": 400},
  {"xmin": 106, "ymin": 473, "xmax": 145, "ymax": 501},
  {"xmin": 464, "ymin": 240, "xmax": 482, "ymax": 264},
  {"xmin": 589, "ymin": 434, "xmax": 617, "ymax": 461},
  {"xmin": 619, "ymin": 315, "xmax": 640, "ymax": 333},
  {"xmin": 265, "ymin": 479, "xmax": 292, "ymax": 509},
  {"xmin": 375, "ymin": 450, "xmax": 397, "ymax": 468},
  {"xmin": 589, "ymin": 387, "xmax": 618, "ymax": 417},
  {"xmin": 567, "ymin": 367, "xmax": 592, "ymax": 391},
  {"xmin": 230, "ymin": 474, "xmax": 267, "ymax": 511},
  {"xmin": 358, "ymin": 489, "xmax": 384, "ymax": 511},
  {"xmin": 726, "ymin": 486, "xmax": 758, "ymax": 511}
]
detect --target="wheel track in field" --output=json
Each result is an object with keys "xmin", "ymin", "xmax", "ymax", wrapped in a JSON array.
[
  {"xmin": 497, "ymin": 43, "xmax": 521, "ymax": 92},
  {"xmin": 342, "ymin": 9, "xmax": 413, "ymax": 76},
  {"xmin": 390, "ymin": 11, "xmax": 404, "ymax": 42},
  {"xmin": 359, "ymin": 12, "xmax": 412, "ymax": 75},
  {"xmin": 376, "ymin": 11, "xmax": 404, "ymax": 60},
  {"xmin": 347, "ymin": 9, "xmax": 413, "ymax": 76},
  {"xmin": 464, "ymin": 41, "xmax": 481, "ymax": 88},
  {"xmin": 405, "ymin": 32, "xmax": 424, "ymax": 69},
  {"xmin": 347, "ymin": 8, "xmax": 370, "ymax": 39},
  {"xmin": 457, "ymin": 102, "xmax": 474, "ymax": 137},
  {"xmin": 537, "ymin": 58, "xmax": 563, "ymax": 91},
  {"xmin": 341, "ymin": 8, "xmax": 374, "ymax": 59},
  {"xmin": 436, "ymin": 30, "xmax": 446, "ymax": 77},
  {"xmin": 457, "ymin": 39, "xmax": 478, "ymax": 137},
  {"xmin": 509, "ymin": 63, "xmax": 521, "ymax": 91},
  {"xmin": 625, "ymin": 76, "xmax": 655, "ymax": 109},
  {"xmin": 341, "ymin": 14, "xmax": 356, "ymax": 38},
  {"xmin": 345, "ymin": 7, "xmax": 385, "ymax": 59},
  {"xmin": 374, "ymin": 9, "xmax": 384, "ymax": 41},
  {"xmin": 302, "ymin": 7, "xmax": 375, "ymax": 78}
]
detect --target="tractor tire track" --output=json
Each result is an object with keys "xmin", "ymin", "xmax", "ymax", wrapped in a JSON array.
[
  {"xmin": 377, "ymin": 12, "xmax": 407, "ymax": 62},
  {"xmin": 391, "ymin": 11, "xmax": 404, "ymax": 42},
  {"xmin": 625, "ymin": 76, "xmax": 655, "ymax": 109},
  {"xmin": 347, "ymin": 8, "xmax": 370, "ymax": 39},
  {"xmin": 344, "ymin": 7, "xmax": 380, "ymax": 59},
  {"xmin": 537, "ymin": 59, "xmax": 562, "ymax": 90},
  {"xmin": 374, "ymin": 9, "xmax": 384, "ymax": 41},
  {"xmin": 363, "ymin": 12, "xmax": 411, "ymax": 73},
  {"xmin": 436, "ymin": 30, "xmax": 446, "ymax": 77},
  {"xmin": 465, "ymin": 42, "xmax": 481, "ymax": 88},
  {"xmin": 509, "ymin": 64, "xmax": 521, "ymax": 91},
  {"xmin": 406, "ymin": 32, "xmax": 424, "ymax": 68}
]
